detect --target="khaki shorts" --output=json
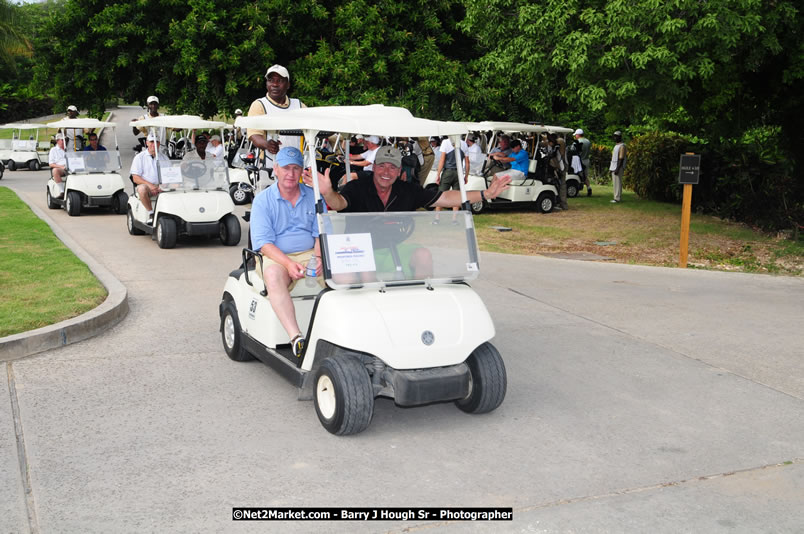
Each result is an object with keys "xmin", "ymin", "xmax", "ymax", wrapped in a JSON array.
[{"xmin": 255, "ymin": 249, "xmax": 325, "ymax": 291}]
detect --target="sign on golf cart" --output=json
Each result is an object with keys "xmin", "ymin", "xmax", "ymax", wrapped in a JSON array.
[
  {"xmin": 678, "ymin": 154, "xmax": 701, "ymax": 185},
  {"xmin": 221, "ymin": 105, "xmax": 506, "ymax": 436}
]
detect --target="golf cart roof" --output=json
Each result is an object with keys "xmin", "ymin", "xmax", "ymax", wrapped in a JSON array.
[
  {"xmin": 129, "ymin": 114, "xmax": 227, "ymax": 130},
  {"xmin": 47, "ymin": 118, "xmax": 118, "ymax": 129},
  {"xmin": 467, "ymin": 121, "xmax": 574, "ymax": 135},
  {"xmin": 235, "ymin": 105, "xmax": 468, "ymax": 137},
  {"xmin": 0, "ymin": 122, "xmax": 47, "ymax": 129}
]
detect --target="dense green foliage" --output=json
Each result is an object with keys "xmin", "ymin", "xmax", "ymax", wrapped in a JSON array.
[{"xmin": 623, "ymin": 132, "xmax": 690, "ymax": 202}]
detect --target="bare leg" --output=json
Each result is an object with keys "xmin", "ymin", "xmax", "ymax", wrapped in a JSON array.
[
  {"xmin": 137, "ymin": 184, "xmax": 153, "ymax": 211},
  {"xmin": 409, "ymin": 247, "xmax": 434, "ymax": 278},
  {"xmin": 263, "ymin": 263, "xmax": 301, "ymax": 339}
]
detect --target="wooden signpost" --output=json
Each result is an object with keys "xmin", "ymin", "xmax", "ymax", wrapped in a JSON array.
[{"xmin": 678, "ymin": 154, "xmax": 700, "ymax": 268}]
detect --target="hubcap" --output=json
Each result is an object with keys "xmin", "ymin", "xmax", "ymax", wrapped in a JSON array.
[
  {"xmin": 157, "ymin": 223, "xmax": 162, "ymax": 242},
  {"xmin": 316, "ymin": 375, "xmax": 336, "ymax": 419},
  {"xmin": 471, "ymin": 201, "xmax": 483, "ymax": 212},
  {"xmin": 223, "ymin": 314, "xmax": 235, "ymax": 349},
  {"xmin": 233, "ymin": 189, "xmax": 247, "ymax": 202},
  {"xmin": 542, "ymin": 199, "xmax": 552, "ymax": 211}
]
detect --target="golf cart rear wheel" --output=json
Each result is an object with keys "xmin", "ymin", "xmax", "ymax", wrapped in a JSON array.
[
  {"xmin": 7, "ymin": 160, "xmax": 15, "ymax": 171},
  {"xmin": 156, "ymin": 217, "xmax": 177, "ymax": 249},
  {"xmin": 127, "ymin": 208, "xmax": 145, "ymax": 235},
  {"xmin": 229, "ymin": 184, "xmax": 252, "ymax": 205},
  {"xmin": 314, "ymin": 354, "xmax": 374, "ymax": 435},
  {"xmin": 113, "ymin": 191, "xmax": 128, "ymax": 214},
  {"xmin": 456, "ymin": 342, "xmax": 507, "ymax": 414},
  {"xmin": 567, "ymin": 181, "xmax": 579, "ymax": 198},
  {"xmin": 220, "ymin": 214, "xmax": 241, "ymax": 246},
  {"xmin": 66, "ymin": 191, "xmax": 81, "ymax": 216},
  {"xmin": 28, "ymin": 160, "xmax": 40, "ymax": 171},
  {"xmin": 536, "ymin": 192, "xmax": 554, "ymax": 214},
  {"xmin": 46, "ymin": 187, "xmax": 58, "ymax": 209},
  {"xmin": 470, "ymin": 199, "xmax": 486, "ymax": 215},
  {"xmin": 220, "ymin": 300, "xmax": 253, "ymax": 362}
]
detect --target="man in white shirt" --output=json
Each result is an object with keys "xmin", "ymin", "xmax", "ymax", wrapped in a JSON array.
[
  {"xmin": 64, "ymin": 105, "xmax": 85, "ymax": 152},
  {"xmin": 350, "ymin": 135, "xmax": 381, "ymax": 172},
  {"xmin": 49, "ymin": 134, "xmax": 68, "ymax": 193},
  {"xmin": 206, "ymin": 134, "xmax": 225, "ymax": 159},
  {"xmin": 132, "ymin": 96, "xmax": 165, "ymax": 146},
  {"xmin": 246, "ymin": 64, "xmax": 305, "ymax": 170},
  {"xmin": 464, "ymin": 135, "xmax": 483, "ymax": 175},
  {"xmin": 130, "ymin": 133, "xmax": 171, "ymax": 224}
]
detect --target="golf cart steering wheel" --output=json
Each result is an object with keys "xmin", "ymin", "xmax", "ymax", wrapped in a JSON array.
[
  {"xmin": 366, "ymin": 215, "xmax": 416, "ymax": 249},
  {"xmin": 181, "ymin": 160, "xmax": 207, "ymax": 188}
]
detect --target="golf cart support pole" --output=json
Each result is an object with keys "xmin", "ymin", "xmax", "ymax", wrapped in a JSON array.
[{"xmin": 449, "ymin": 133, "xmax": 480, "ymax": 267}]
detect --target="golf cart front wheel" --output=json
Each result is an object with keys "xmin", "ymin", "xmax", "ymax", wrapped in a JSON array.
[
  {"xmin": 66, "ymin": 191, "xmax": 81, "ymax": 216},
  {"xmin": 536, "ymin": 192, "xmax": 554, "ymax": 214},
  {"xmin": 156, "ymin": 217, "xmax": 178, "ymax": 249},
  {"xmin": 314, "ymin": 355, "xmax": 374, "ymax": 435},
  {"xmin": 127, "ymin": 208, "xmax": 145, "ymax": 235},
  {"xmin": 28, "ymin": 160, "xmax": 41, "ymax": 171},
  {"xmin": 220, "ymin": 300, "xmax": 253, "ymax": 362},
  {"xmin": 229, "ymin": 184, "xmax": 252, "ymax": 205},
  {"xmin": 7, "ymin": 160, "xmax": 16, "ymax": 171},
  {"xmin": 456, "ymin": 342, "xmax": 507, "ymax": 414},
  {"xmin": 220, "ymin": 214, "xmax": 241, "ymax": 246},
  {"xmin": 113, "ymin": 191, "xmax": 128, "ymax": 214}
]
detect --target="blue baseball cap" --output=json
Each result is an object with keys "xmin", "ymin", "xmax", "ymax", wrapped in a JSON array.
[{"xmin": 275, "ymin": 146, "xmax": 303, "ymax": 167}]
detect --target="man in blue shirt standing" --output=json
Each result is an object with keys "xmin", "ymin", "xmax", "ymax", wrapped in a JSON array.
[{"xmin": 250, "ymin": 147, "xmax": 321, "ymax": 357}]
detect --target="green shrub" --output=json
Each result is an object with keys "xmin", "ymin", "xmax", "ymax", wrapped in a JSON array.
[
  {"xmin": 589, "ymin": 143, "xmax": 612, "ymax": 184},
  {"xmin": 623, "ymin": 131, "xmax": 690, "ymax": 202}
]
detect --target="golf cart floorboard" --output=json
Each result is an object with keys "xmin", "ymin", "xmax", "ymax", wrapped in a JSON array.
[{"xmin": 242, "ymin": 332, "xmax": 305, "ymax": 387}]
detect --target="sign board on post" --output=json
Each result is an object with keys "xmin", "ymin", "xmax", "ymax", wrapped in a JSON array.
[
  {"xmin": 678, "ymin": 154, "xmax": 701, "ymax": 185},
  {"xmin": 678, "ymin": 153, "xmax": 700, "ymax": 268}
]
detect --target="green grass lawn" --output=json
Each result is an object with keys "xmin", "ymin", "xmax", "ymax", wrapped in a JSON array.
[
  {"xmin": 474, "ymin": 184, "xmax": 804, "ymax": 275},
  {"xmin": 0, "ymin": 187, "xmax": 107, "ymax": 337}
]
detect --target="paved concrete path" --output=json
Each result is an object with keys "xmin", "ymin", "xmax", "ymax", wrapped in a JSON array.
[{"xmin": 1, "ymin": 107, "xmax": 802, "ymax": 533}]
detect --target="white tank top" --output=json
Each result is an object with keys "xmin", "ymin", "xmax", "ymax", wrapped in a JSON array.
[{"xmin": 258, "ymin": 97, "xmax": 303, "ymax": 167}]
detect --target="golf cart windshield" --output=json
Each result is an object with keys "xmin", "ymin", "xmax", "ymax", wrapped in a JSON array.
[
  {"xmin": 12, "ymin": 139, "xmax": 37, "ymax": 151},
  {"xmin": 157, "ymin": 159, "xmax": 229, "ymax": 191},
  {"xmin": 65, "ymin": 150, "xmax": 121, "ymax": 173},
  {"xmin": 321, "ymin": 211, "xmax": 480, "ymax": 289}
]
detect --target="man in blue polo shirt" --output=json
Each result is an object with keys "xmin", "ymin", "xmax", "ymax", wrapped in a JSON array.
[
  {"xmin": 489, "ymin": 139, "xmax": 529, "ymax": 180},
  {"xmin": 250, "ymin": 146, "xmax": 321, "ymax": 358}
]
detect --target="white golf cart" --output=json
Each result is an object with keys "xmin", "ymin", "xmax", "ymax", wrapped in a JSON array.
[
  {"xmin": 222, "ymin": 105, "xmax": 506, "ymax": 435},
  {"xmin": 0, "ymin": 123, "xmax": 46, "ymax": 171},
  {"xmin": 227, "ymin": 134, "xmax": 266, "ymax": 205},
  {"xmin": 424, "ymin": 122, "xmax": 581, "ymax": 213},
  {"xmin": 126, "ymin": 115, "xmax": 241, "ymax": 249},
  {"xmin": 45, "ymin": 119, "xmax": 128, "ymax": 216}
]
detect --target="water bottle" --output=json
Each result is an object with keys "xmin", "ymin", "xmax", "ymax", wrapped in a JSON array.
[{"xmin": 305, "ymin": 256, "xmax": 317, "ymax": 287}]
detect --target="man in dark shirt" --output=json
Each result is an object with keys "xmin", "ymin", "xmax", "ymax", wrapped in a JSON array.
[
  {"xmin": 82, "ymin": 133, "xmax": 106, "ymax": 151},
  {"xmin": 308, "ymin": 146, "xmax": 510, "ymax": 212}
]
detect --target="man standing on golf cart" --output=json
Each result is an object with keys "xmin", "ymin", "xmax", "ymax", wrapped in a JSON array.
[
  {"xmin": 250, "ymin": 147, "xmax": 320, "ymax": 359},
  {"xmin": 130, "ymin": 133, "xmax": 171, "ymax": 225},
  {"xmin": 132, "ymin": 96, "xmax": 164, "ymax": 146},
  {"xmin": 246, "ymin": 64, "xmax": 305, "ymax": 173}
]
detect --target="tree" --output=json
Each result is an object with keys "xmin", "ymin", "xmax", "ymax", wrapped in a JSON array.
[{"xmin": 0, "ymin": 0, "xmax": 33, "ymax": 75}]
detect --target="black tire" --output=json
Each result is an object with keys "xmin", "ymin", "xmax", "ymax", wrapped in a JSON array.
[
  {"xmin": 470, "ymin": 199, "xmax": 486, "ymax": 215},
  {"xmin": 127, "ymin": 208, "xmax": 145, "ymax": 235},
  {"xmin": 535, "ymin": 192, "xmax": 555, "ymax": 214},
  {"xmin": 566, "ymin": 180, "xmax": 579, "ymax": 198},
  {"xmin": 229, "ymin": 184, "xmax": 252, "ymax": 205},
  {"xmin": 456, "ymin": 342, "xmax": 507, "ymax": 414},
  {"xmin": 66, "ymin": 191, "xmax": 81, "ymax": 216},
  {"xmin": 46, "ymin": 187, "xmax": 58, "ymax": 209},
  {"xmin": 28, "ymin": 160, "xmax": 41, "ymax": 171},
  {"xmin": 7, "ymin": 160, "xmax": 16, "ymax": 171},
  {"xmin": 113, "ymin": 191, "xmax": 128, "ymax": 214},
  {"xmin": 219, "ymin": 213, "xmax": 242, "ymax": 246},
  {"xmin": 314, "ymin": 354, "xmax": 374, "ymax": 435},
  {"xmin": 220, "ymin": 300, "xmax": 253, "ymax": 362},
  {"xmin": 156, "ymin": 216, "xmax": 177, "ymax": 249},
  {"xmin": 0, "ymin": 161, "xmax": 4, "ymax": 179}
]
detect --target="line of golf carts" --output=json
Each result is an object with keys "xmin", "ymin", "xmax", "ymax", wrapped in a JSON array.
[{"xmin": 423, "ymin": 122, "xmax": 583, "ymax": 214}]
